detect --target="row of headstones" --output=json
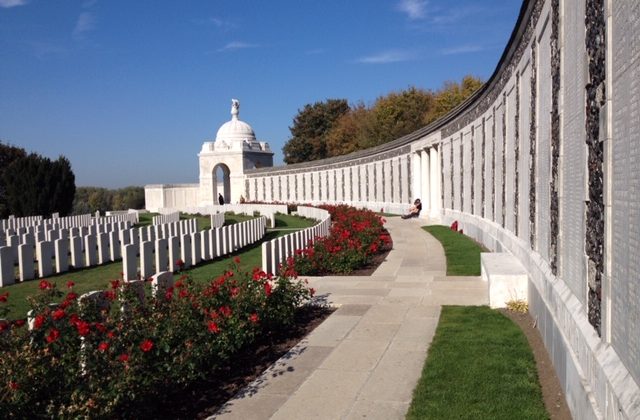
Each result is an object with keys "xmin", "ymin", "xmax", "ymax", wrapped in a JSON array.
[
  {"xmin": 122, "ymin": 216, "xmax": 267, "ymax": 280},
  {"xmin": 0, "ymin": 222, "xmax": 139, "ymax": 287},
  {"xmin": 262, "ymin": 207, "xmax": 331, "ymax": 275},
  {"xmin": 1, "ymin": 212, "xmax": 140, "ymax": 238},
  {"xmin": 93, "ymin": 212, "xmax": 140, "ymax": 226},
  {"xmin": 0, "ymin": 215, "xmax": 44, "ymax": 231},
  {"xmin": 1, "ymin": 214, "xmax": 95, "ymax": 233},
  {"xmin": 1, "ymin": 221, "xmax": 133, "ymax": 249},
  {"xmin": 210, "ymin": 212, "xmax": 225, "ymax": 229},
  {"xmin": 0, "ymin": 218, "xmax": 200, "ymax": 286},
  {"xmin": 152, "ymin": 212, "xmax": 180, "ymax": 226}
]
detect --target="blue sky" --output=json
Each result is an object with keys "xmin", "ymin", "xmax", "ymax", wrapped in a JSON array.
[{"xmin": 0, "ymin": 0, "xmax": 521, "ymax": 188}]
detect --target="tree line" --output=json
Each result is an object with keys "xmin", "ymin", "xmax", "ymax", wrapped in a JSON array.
[
  {"xmin": 282, "ymin": 75, "xmax": 483, "ymax": 164},
  {"xmin": 72, "ymin": 186, "xmax": 145, "ymax": 215},
  {"xmin": 0, "ymin": 142, "xmax": 76, "ymax": 218}
]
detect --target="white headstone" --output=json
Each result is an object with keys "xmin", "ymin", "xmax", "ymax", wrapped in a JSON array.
[
  {"xmin": 180, "ymin": 234, "xmax": 191, "ymax": 269},
  {"xmin": 97, "ymin": 233, "xmax": 110, "ymax": 264},
  {"xmin": 84, "ymin": 234, "xmax": 97, "ymax": 267},
  {"xmin": 168, "ymin": 236, "xmax": 179, "ymax": 272},
  {"xmin": 48, "ymin": 229, "xmax": 59, "ymax": 242},
  {"xmin": 201, "ymin": 230, "xmax": 210, "ymax": 261},
  {"xmin": 36, "ymin": 241, "xmax": 54, "ymax": 278},
  {"xmin": 262, "ymin": 242, "xmax": 272, "ymax": 275},
  {"xmin": 151, "ymin": 271, "xmax": 173, "ymax": 299},
  {"xmin": 209, "ymin": 229, "xmax": 218, "ymax": 258},
  {"xmin": 140, "ymin": 241, "xmax": 153, "ymax": 280},
  {"xmin": 18, "ymin": 243, "xmax": 34, "ymax": 281},
  {"xmin": 119, "ymin": 229, "xmax": 130, "ymax": 246},
  {"xmin": 122, "ymin": 244, "xmax": 137, "ymax": 281},
  {"xmin": 70, "ymin": 236, "xmax": 84, "ymax": 268},
  {"xmin": 54, "ymin": 238, "xmax": 69, "ymax": 274},
  {"xmin": 155, "ymin": 238, "xmax": 168, "ymax": 273},
  {"xmin": 7, "ymin": 235, "xmax": 19, "ymax": 263},
  {"xmin": 0, "ymin": 246, "xmax": 15, "ymax": 286},
  {"xmin": 190, "ymin": 232, "xmax": 201, "ymax": 266},
  {"xmin": 109, "ymin": 230, "xmax": 120, "ymax": 261}
]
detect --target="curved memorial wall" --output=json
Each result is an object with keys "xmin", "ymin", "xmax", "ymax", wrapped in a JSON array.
[{"xmin": 243, "ymin": 0, "xmax": 640, "ymax": 417}]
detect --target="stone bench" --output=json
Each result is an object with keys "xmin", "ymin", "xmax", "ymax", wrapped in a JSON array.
[{"xmin": 480, "ymin": 252, "xmax": 528, "ymax": 308}]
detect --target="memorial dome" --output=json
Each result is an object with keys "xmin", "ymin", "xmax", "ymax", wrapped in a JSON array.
[{"xmin": 215, "ymin": 99, "xmax": 256, "ymax": 143}]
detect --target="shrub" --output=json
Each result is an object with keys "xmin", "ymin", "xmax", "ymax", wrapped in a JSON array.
[
  {"xmin": 0, "ymin": 261, "xmax": 312, "ymax": 418},
  {"xmin": 284, "ymin": 205, "xmax": 391, "ymax": 275}
]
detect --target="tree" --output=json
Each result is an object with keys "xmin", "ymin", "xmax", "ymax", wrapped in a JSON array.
[
  {"xmin": 426, "ymin": 75, "xmax": 484, "ymax": 124},
  {"xmin": 282, "ymin": 99, "xmax": 350, "ymax": 164},
  {"xmin": 365, "ymin": 86, "xmax": 434, "ymax": 148},
  {"xmin": 285, "ymin": 75, "xmax": 484, "ymax": 164},
  {"xmin": 73, "ymin": 186, "xmax": 145, "ymax": 214},
  {"xmin": 0, "ymin": 142, "xmax": 27, "ymax": 218},
  {"xmin": 2, "ymin": 152, "xmax": 76, "ymax": 217},
  {"xmin": 326, "ymin": 103, "xmax": 373, "ymax": 157}
]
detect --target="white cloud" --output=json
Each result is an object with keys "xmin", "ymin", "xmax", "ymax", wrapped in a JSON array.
[
  {"xmin": 217, "ymin": 41, "xmax": 258, "ymax": 52},
  {"xmin": 355, "ymin": 50, "xmax": 417, "ymax": 64},
  {"xmin": 73, "ymin": 12, "xmax": 95, "ymax": 39},
  {"xmin": 397, "ymin": 0, "xmax": 427, "ymax": 20},
  {"xmin": 209, "ymin": 17, "xmax": 236, "ymax": 31},
  {"xmin": 440, "ymin": 45, "xmax": 485, "ymax": 55},
  {"xmin": 0, "ymin": 0, "xmax": 28, "ymax": 8}
]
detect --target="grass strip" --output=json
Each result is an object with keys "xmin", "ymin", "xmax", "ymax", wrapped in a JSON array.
[
  {"xmin": 407, "ymin": 306, "xmax": 548, "ymax": 420},
  {"xmin": 422, "ymin": 225, "xmax": 486, "ymax": 276}
]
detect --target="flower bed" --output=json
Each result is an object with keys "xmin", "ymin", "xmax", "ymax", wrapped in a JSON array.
[
  {"xmin": 284, "ymin": 205, "xmax": 391, "ymax": 275},
  {"xmin": 0, "ymin": 260, "xmax": 312, "ymax": 418}
]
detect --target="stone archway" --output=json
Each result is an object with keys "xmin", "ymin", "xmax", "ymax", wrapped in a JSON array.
[{"xmin": 212, "ymin": 163, "xmax": 231, "ymax": 204}]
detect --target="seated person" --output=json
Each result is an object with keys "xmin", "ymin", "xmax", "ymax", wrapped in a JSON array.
[{"xmin": 402, "ymin": 199, "xmax": 422, "ymax": 219}]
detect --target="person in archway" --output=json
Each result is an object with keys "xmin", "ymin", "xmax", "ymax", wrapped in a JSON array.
[
  {"xmin": 401, "ymin": 198, "xmax": 422, "ymax": 219},
  {"xmin": 218, "ymin": 193, "xmax": 225, "ymax": 206}
]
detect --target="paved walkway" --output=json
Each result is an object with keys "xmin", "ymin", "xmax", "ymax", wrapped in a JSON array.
[{"xmin": 213, "ymin": 217, "xmax": 488, "ymax": 419}]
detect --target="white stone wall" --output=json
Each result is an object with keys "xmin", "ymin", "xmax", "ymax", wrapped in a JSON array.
[
  {"xmin": 145, "ymin": 184, "xmax": 199, "ymax": 213},
  {"xmin": 519, "ymin": 61, "xmax": 532, "ymax": 242},
  {"xmin": 611, "ymin": 0, "xmax": 640, "ymax": 397},
  {"xmin": 560, "ymin": 0, "xmax": 588, "ymax": 300}
]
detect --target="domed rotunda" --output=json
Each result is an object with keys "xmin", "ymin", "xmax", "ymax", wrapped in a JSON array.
[{"xmin": 198, "ymin": 99, "xmax": 274, "ymax": 204}]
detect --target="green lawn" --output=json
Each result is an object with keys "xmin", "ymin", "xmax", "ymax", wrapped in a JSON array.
[
  {"xmin": 275, "ymin": 213, "xmax": 316, "ymax": 228},
  {"xmin": 407, "ymin": 306, "xmax": 548, "ymax": 420},
  {"xmin": 2, "ymin": 214, "xmax": 315, "ymax": 320},
  {"xmin": 422, "ymin": 225, "xmax": 487, "ymax": 276}
]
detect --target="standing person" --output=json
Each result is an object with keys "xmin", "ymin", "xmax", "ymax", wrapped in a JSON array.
[{"xmin": 218, "ymin": 193, "xmax": 225, "ymax": 206}]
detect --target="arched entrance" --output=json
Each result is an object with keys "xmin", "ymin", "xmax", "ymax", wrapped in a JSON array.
[{"xmin": 212, "ymin": 163, "xmax": 231, "ymax": 204}]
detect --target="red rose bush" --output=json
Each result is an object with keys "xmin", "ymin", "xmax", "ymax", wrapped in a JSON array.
[
  {"xmin": 284, "ymin": 205, "xmax": 392, "ymax": 275},
  {"xmin": 0, "ymin": 259, "xmax": 312, "ymax": 418}
]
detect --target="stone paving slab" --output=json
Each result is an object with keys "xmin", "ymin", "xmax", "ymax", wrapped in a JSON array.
[{"xmin": 210, "ymin": 218, "xmax": 488, "ymax": 419}]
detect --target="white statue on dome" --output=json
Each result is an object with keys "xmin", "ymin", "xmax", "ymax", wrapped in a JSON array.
[{"xmin": 231, "ymin": 99, "xmax": 240, "ymax": 119}]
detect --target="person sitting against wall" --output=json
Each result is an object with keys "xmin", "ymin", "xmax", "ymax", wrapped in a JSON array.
[{"xmin": 401, "ymin": 199, "xmax": 422, "ymax": 219}]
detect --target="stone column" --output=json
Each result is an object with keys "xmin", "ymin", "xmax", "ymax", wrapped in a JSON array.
[
  {"xmin": 412, "ymin": 152, "xmax": 422, "ymax": 201},
  {"xmin": 430, "ymin": 146, "xmax": 441, "ymax": 218},
  {"xmin": 421, "ymin": 148, "xmax": 431, "ymax": 214}
]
